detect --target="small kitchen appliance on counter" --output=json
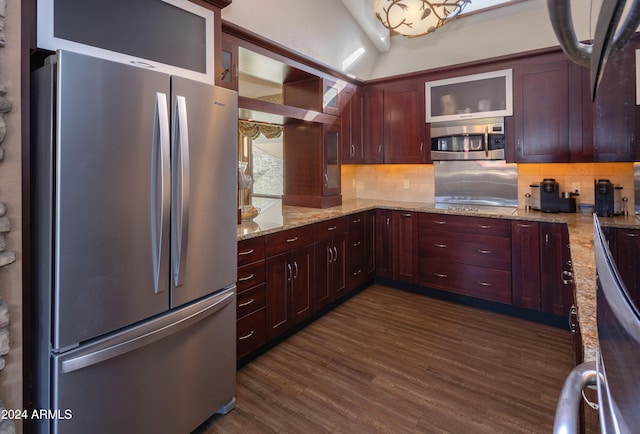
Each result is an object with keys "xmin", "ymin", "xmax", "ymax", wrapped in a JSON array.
[
  {"xmin": 558, "ymin": 191, "xmax": 578, "ymax": 213},
  {"xmin": 540, "ymin": 178, "xmax": 560, "ymax": 213},
  {"xmin": 595, "ymin": 179, "xmax": 616, "ymax": 217}
]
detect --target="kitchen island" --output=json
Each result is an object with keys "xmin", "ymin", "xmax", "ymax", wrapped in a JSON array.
[{"xmin": 237, "ymin": 198, "xmax": 640, "ymax": 364}]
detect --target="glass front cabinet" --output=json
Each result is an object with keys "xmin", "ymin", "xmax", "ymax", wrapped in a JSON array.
[{"xmin": 425, "ymin": 69, "xmax": 513, "ymax": 122}]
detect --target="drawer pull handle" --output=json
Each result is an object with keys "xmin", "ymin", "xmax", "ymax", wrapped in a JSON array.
[
  {"xmin": 352, "ymin": 218, "xmax": 361, "ymax": 223},
  {"xmin": 401, "ymin": 213, "xmax": 411, "ymax": 217},
  {"xmin": 238, "ymin": 273, "xmax": 255, "ymax": 282},
  {"xmin": 478, "ymin": 224, "xmax": 491, "ymax": 229},
  {"xmin": 434, "ymin": 221, "xmax": 447, "ymax": 225},
  {"xmin": 286, "ymin": 237, "xmax": 299, "ymax": 243},
  {"xmin": 434, "ymin": 243, "xmax": 447, "ymax": 248},
  {"xmin": 517, "ymin": 224, "xmax": 531, "ymax": 228},
  {"xmin": 238, "ymin": 298, "xmax": 255, "ymax": 307},
  {"xmin": 434, "ymin": 272, "xmax": 447, "ymax": 278},
  {"xmin": 625, "ymin": 233, "xmax": 639, "ymax": 237},
  {"xmin": 477, "ymin": 249, "xmax": 491, "ymax": 254},
  {"xmin": 238, "ymin": 248, "xmax": 254, "ymax": 256},
  {"xmin": 327, "ymin": 226, "xmax": 337, "ymax": 231},
  {"xmin": 239, "ymin": 330, "xmax": 255, "ymax": 341},
  {"xmin": 478, "ymin": 281, "xmax": 491, "ymax": 286}
]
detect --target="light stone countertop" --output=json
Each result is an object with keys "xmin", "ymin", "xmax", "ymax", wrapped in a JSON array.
[{"xmin": 237, "ymin": 198, "xmax": 640, "ymax": 363}]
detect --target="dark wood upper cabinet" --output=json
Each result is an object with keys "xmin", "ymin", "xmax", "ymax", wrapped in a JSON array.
[
  {"xmin": 362, "ymin": 81, "xmax": 426, "ymax": 164},
  {"xmin": 511, "ymin": 54, "xmax": 571, "ymax": 163},
  {"xmin": 383, "ymin": 82, "xmax": 427, "ymax": 164},
  {"xmin": 341, "ymin": 84, "xmax": 365, "ymax": 164},
  {"xmin": 363, "ymin": 87, "xmax": 385, "ymax": 164},
  {"xmin": 593, "ymin": 36, "xmax": 640, "ymax": 162},
  {"xmin": 282, "ymin": 121, "xmax": 342, "ymax": 208}
]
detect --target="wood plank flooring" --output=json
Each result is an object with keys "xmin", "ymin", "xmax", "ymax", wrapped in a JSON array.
[{"xmin": 195, "ymin": 285, "xmax": 577, "ymax": 433}]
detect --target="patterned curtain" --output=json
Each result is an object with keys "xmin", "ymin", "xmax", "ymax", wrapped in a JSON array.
[{"xmin": 239, "ymin": 120, "xmax": 283, "ymax": 139}]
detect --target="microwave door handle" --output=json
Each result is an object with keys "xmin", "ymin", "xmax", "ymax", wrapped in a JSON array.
[{"xmin": 484, "ymin": 126, "xmax": 489, "ymax": 158}]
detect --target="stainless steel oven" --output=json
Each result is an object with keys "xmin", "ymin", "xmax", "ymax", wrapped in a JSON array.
[{"xmin": 431, "ymin": 117, "xmax": 505, "ymax": 161}]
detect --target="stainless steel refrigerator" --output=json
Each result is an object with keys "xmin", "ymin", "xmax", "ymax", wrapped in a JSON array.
[{"xmin": 31, "ymin": 50, "xmax": 237, "ymax": 434}]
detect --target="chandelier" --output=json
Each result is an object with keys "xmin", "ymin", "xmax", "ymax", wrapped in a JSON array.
[{"xmin": 373, "ymin": 0, "xmax": 471, "ymax": 38}]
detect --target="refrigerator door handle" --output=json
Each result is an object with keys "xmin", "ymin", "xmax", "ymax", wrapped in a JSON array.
[
  {"xmin": 152, "ymin": 92, "xmax": 170, "ymax": 294},
  {"xmin": 172, "ymin": 95, "xmax": 191, "ymax": 287},
  {"xmin": 61, "ymin": 289, "xmax": 234, "ymax": 374}
]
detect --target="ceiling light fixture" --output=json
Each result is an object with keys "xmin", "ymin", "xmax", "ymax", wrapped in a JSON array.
[{"xmin": 373, "ymin": 0, "xmax": 471, "ymax": 38}]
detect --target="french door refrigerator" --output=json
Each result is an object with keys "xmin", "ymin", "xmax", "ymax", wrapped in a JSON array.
[{"xmin": 31, "ymin": 50, "xmax": 237, "ymax": 434}]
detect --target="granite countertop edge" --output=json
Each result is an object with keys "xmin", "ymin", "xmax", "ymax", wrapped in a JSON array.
[{"xmin": 238, "ymin": 198, "xmax": 640, "ymax": 363}]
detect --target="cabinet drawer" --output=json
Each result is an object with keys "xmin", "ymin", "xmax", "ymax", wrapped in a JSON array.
[
  {"xmin": 419, "ymin": 230, "xmax": 511, "ymax": 270},
  {"xmin": 419, "ymin": 257, "xmax": 512, "ymax": 304},
  {"xmin": 266, "ymin": 226, "xmax": 314, "ymax": 256},
  {"xmin": 314, "ymin": 217, "xmax": 348, "ymax": 242},
  {"xmin": 348, "ymin": 212, "xmax": 366, "ymax": 231},
  {"xmin": 237, "ymin": 283, "xmax": 266, "ymax": 319},
  {"xmin": 237, "ymin": 308, "xmax": 266, "ymax": 360},
  {"xmin": 237, "ymin": 260, "xmax": 266, "ymax": 292},
  {"xmin": 419, "ymin": 213, "xmax": 511, "ymax": 237},
  {"xmin": 238, "ymin": 236, "xmax": 266, "ymax": 267}
]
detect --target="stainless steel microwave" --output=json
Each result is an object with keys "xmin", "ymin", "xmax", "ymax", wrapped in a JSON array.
[{"xmin": 430, "ymin": 117, "xmax": 505, "ymax": 160}]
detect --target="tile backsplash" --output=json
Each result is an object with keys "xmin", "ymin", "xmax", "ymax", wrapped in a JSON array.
[{"xmin": 341, "ymin": 162, "xmax": 636, "ymax": 210}]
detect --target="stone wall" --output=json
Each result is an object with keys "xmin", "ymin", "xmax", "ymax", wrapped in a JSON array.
[{"xmin": 0, "ymin": 0, "xmax": 21, "ymax": 432}]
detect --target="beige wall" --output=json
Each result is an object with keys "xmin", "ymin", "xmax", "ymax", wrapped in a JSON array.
[
  {"xmin": 0, "ymin": 0, "xmax": 23, "ymax": 431},
  {"xmin": 342, "ymin": 162, "xmax": 636, "ymax": 211}
]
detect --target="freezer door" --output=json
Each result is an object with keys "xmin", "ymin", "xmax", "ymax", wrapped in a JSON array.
[
  {"xmin": 49, "ymin": 288, "xmax": 236, "ymax": 434},
  {"xmin": 50, "ymin": 51, "xmax": 171, "ymax": 349},
  {"xmin": 170, "ymin": 78, "xmax": 238, "ymax": 307}
]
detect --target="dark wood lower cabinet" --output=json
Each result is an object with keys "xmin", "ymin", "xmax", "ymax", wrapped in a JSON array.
[
  {"xmin": 605, "ymin": 226, "xmax": 640, "ymax": 307},
  {"xmin": 265, "ymin": 244, "xmax": 314, "ymax": 340},
  {"xmin": 418, "ymin": 213, "xmax": 512, "ymax": 304},
  {"xmin": 375, "ymin": 209, "xmax": 394, "ymax": 278},
  {"xmin": 511, "ymin": 220, "xmax": 573, "ymax": 316},
  {"xmin": 240, "ymin": 211, "xmax": 580, "ymax": 362},
  {"xmin": 540, "ymin": 222, "xmax": 572, "ymax": 316},
  {"xmin": 393, "ymin": 210, "xmax": 419, "ymax": 283},
  {"xmin": 511, "ymin": 220, "xmax": 542, "ymax": 309},
  {"xmin": 314, "ymin": 232, "xmax": 347, "ymax": 309}
]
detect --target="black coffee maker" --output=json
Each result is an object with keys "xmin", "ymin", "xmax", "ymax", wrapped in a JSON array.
[
  {"xmin": 540, "ymin": 178, "xmax": 560, "ymax": 212},
  {"xmin": 595, "ymin": 179, "xmax": 615, "ymax": 217}
]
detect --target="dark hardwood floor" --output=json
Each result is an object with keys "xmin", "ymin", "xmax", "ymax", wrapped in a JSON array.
[{"xmin": 195, "ymin": 284, "xmax": 580, "ymax": 433}]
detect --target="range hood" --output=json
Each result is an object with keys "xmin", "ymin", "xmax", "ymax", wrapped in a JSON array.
[{"xmin": 547, "ymin": 0, "xmax": 640, "ymax": 100}]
